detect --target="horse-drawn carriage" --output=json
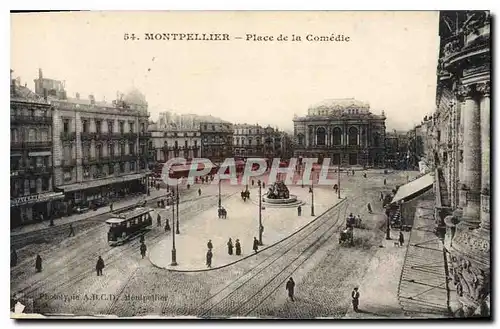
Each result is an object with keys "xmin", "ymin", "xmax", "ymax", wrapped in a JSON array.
[
  {"xmin": 346, "ymin": 214, "xmax": 362, "ymax": 228},
  {"xmin": 339, "ymin": 227, "xmax": 354, "ymax": 246},
  {"xmin": 218, "ymin": 207, "xmax": 227, "ymax": 219},
  {"xmin": 241, "ymin": 190, "xmax": 250, "ymax": 202}
]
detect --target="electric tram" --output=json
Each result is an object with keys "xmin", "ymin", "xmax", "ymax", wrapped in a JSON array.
[{"xmin": 105, "ymin": 207, "xmax": 153, "ymax": 246}]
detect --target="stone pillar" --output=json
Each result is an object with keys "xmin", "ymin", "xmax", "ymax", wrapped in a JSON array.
[
  {"xmin": 456, "ymin": 84, "xmax": 481, "ymax": 228},
  {"xmin": 477, "ymin": 81, "xmax": 490, "ymax": 231}
]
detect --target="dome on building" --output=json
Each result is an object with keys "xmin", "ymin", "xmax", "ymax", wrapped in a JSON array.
[
  {"xmin": 309, "ymin": 98, "xmax": 369, "ymax": 111},
  {"xmin": 123, "ymin": 87, "xmax": 147, "ymax": 106}
]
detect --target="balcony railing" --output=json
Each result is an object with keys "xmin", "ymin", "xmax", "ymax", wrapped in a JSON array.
[
  {"xmin": 28, "ymin": 165, "xmax": 53, "ymax": 175},
  {"xmin": 11, "ymin": 141, "xmax": 52, "ymax": 149},
  {"xmin": 11, "ymin": 114, "xmax": 52, "ymax": 124},
  {"xmin": 62, "ymin": 159, "xmax": 77, "ymax": 167},
  {"xmin": 139, "ymin": 132, "xmax": 152, "ymax": 138},
  {"xmin": 80, "ymin": 132, "xmax": 98, "ymax": 141},
  {"xmin": 124, "ymin": 132, "xmax": 138, "ymax": 139},
  {"xmin": 60, "ymin": 132, "xmax": 77, "ymax": 141}
]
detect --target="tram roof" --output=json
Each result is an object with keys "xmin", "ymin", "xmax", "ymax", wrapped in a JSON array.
[{"xmin": 106, "ymin": 207, "xmax": 153, "ymax": 223}]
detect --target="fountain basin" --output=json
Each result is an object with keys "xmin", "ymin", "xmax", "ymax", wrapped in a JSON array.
[{"xmin": 261, "ymin": 194, "xmax": 305, "ymax": 208}]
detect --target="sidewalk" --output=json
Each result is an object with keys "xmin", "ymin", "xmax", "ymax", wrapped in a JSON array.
[
  {"xmin": 343, "ymin": 230, "xmax": 410, "ymax": 319},
  {"xmin": 11, "ymin": 187, "xmax": 179, "ymax": 237},
  {"xmin": 149, "ymin": 185, "xmax": 349, "ymax": 271},
  {"xmin": 397, "ymin": 199, "xmax": 450, "ymax": 318}
]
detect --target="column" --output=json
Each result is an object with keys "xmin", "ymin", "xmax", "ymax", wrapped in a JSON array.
[
  {"xmin": 477, "ymin": 81, "xmax": 490, "ymax": 231},
  {"xmin": 457, "ymin": 84, "xmax": 481, "ymax": 228}
]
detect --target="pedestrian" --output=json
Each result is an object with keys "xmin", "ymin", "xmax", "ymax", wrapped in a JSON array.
[
  {"xmin": 262, "ymin": 182, "xmax": 265, "ymax": 189},
  {"xmin": 157, "ymin": 213, "xmax": 161, "ymax": 227},
  {"xmin": 140, "ymin": 235, "xmax": 145, "ymax": 243},
  {"xmin": 11, "ymin": 249, "xmax": 18, "ymax": 267},
  {"xmin": 253, "ymin": 237, "xmax": 259, "ymax": 253},
  {"xmin": 68, "ymin": 223, "xmax": 75, "ymax": 237},
  {"xmin": 286, "ymin": 277, "xmax": 295, "ymax": 302},
  {"xmin": 140, "ymin": 242, "xmax": 147, "ymax": 259},
  {"xmin": 198, "ymin": 188, "xmax": 202, "ymax": 196},
  {"xmin": 252, "ymin": 179, "xmax": 255, "ymax": 186},
  {"xmin": 399, "ymin": 231, "xmax": 405, "ymax": 246},
  {"xmin": 380, "ymin": 191, "xmax": 384, "ymax": 201},
  {"xmin": 383, "ymin": 178, "xmax": 387, "ymax": 186},
  {"xmin": 351, "ymin": 287, "xmax": 360, "ymax": 312},
  {"xmin": 49, "ymin": 216, "xmax": 54, "ymax": 227},
  {"xmin": 207, "ymin": 239, "xmax": 213, "ymax": 250},
  {"xmin": 352, "ymin": 169, "xmax": 355, "ymax": 175},
  {"xmin": 35, "ymin": 254, "xmax": 42, "ymax": 273},
  {"xmin": 235, "ymin": 239, "xmax": 242, "ymax": 256},
  {"xmin": 227, "ymin": 238, "xmax": 234, "ymax": 255},
  {"xmin": 206, "ymin": 249, "xmax": 213, "ymax": 268},
  {"xmin": 187, "ymin": 184, "xmax": 190, "ymax": 190},
  {"xmin": 96, "ymin": 256, "xmax": 105, "ymax": 276},
  {"xmin": 367, "ymin": 203, "xmax": 372, "ymax": 214},
  {"xmin": 110, "ymin": 203, "xmax": 114, "ymax": 212},
  {"xmin": 164, "ymin": 220, "xmax": 171, "ymax": 232},
  {"xmin": 297, "ymin": 205, "xmax": 302, "ymax": 216}
]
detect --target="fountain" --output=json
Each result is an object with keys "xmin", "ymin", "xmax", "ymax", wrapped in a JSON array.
[{"xmin": 261, "ymin": 181, "xmax": 304, "ymax": 208}]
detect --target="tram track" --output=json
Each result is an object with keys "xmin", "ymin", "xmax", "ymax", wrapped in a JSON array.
[
  {"xmin": 21, "ymin": 193, "xmax": 236, "ymax": 312},
  {"xmin": 191, "ymin": 197, "xmax": 352, "ymax": 317}
]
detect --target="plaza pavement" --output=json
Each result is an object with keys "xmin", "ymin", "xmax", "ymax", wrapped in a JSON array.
[{"xmin": 148, "ymin": 183, "xmax": 351, "ymax": 271}]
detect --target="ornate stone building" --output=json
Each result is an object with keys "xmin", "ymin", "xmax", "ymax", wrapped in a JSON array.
[
  {"xmin": 431, "ymin": 11, "xmax": 490, "ymax": 317},
  {"xmin": 34, "ymin": 70, "xmax": 152, "ymax": 210},
  {"xmin": 200, "ymin": 119, "xmax": 233, "ymax": 164},
  {"xmin": 233, "ymin": 124, "xmax": 264, "ymax": 158},
  {"xmin": 293, "ymin": 98, "xmax": 386, "ymax": 167},
  {"xmin": 10, "ymin": 71, "xmax": 64, "ymax": 227},
  {"xmin": 148, "ymin": 121, "xmax": 201, "ymax": 163}
]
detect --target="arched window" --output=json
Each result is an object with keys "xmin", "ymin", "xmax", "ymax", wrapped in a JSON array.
[
  {"xmin": 332, "ymin": 127, "xmax": 342, "ymax": 145},
  {"xmin": 348, "ymin": 127, "xmax": 358, "ymax": 146},
  {"xmin": 374, "ymin": 133, "xmax": 381, "ymax": 147},
  {"xmin": 316, "ymin": 127, "xmax": 326, "ymax": 146},
  {"xmin": 297, "ymin": 134, "xmax": 305, "ymax": 146},
  {"xmin": 11, "ymin": 129, "xmax": 18, "ymax": 143},
  {"xmin": 28, "ymin": 128, "xmax": 36, "ymax": 142}
]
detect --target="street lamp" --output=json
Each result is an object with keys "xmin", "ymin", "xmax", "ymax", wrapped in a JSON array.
[
  {"xmin": 310, "ymin": 183, "xmax": 315, "ymax": 216},
  {"xmin": 337, "ymin": 161, "xmax": 341, "ymax": 199},
  {"xmin": 258, "ymin": 181, "xmax": 263, "ymax": 245},
  {"xmin": 171, "ymin": 195, "xmax": 178, "ymax": 266},
  {"xmin": 176, "ymin": 184, "xmax": 180, "ymax": 234},
  {"xmin": 385, "ymin": 205, "xmax": 391, "ymax": 240},
  {"xmin": 218, "ymin": 174, "xmax": 222, "ymax": 210}
]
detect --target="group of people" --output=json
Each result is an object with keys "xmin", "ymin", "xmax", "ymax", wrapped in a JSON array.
[{"xmin": 205, "ymin": 237, "xmax": 262, "ymax": 268}]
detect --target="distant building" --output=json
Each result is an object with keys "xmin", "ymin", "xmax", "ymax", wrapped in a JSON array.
[
  {"xmin": 233, "ymin": 124, "xmax": 264, "ymax": 158},
  {"xmin": 293, "ymin": 98, "xmax": 386, "ymax": 167},
  {"xmin": 148, "ymin": 121, "xmax": 201, "ymax": 163},
  {"xmin": 200, "ymin": 121, "xmax": 233, "ymax": 164},
  {"xmin": 10, "ymin": 71, "xmax": 64, "ymax": 227}
]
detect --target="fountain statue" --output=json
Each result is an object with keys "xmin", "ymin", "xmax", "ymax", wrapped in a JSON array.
[{"xmin": 266, "ymin": 181, "xmax": 290, "ymax": 199}]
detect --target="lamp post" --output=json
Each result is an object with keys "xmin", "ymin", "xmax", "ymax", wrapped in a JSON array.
[
  {"xmin": 310, "ymin": 183, "xmax": 315, "ymax": 216},
  {"xmin": 218, "ymin": 175, "xmax": 222, "ymax": 210},
  {"xmin": 176, "ymin": 184, "xmax": 180, "ymax": 234},
  {"xmin": 171, "ymin": 195, "xmax": 178, "ymax": 266},
  {"xmin": 258, "ymin": 181, "xmax": 263, "ymax": 245},
  {"xmin": 385, "ymin": 205, "xmax": 391, "ymax": 240},
  {"xmin": 337, "ymin": 161, "xmax": 341, "ymax": 199}
]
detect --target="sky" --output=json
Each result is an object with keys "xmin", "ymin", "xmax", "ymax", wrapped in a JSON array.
[{"xmin": 11, "ymin": 11, "xmax": 440, "ymax": 132}]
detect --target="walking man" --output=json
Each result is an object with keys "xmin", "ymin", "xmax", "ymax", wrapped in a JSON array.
[
  {"xmin": 165, "ymin": 220, "xmax": 171, "ymax": 232},
  {"xmin": 157, "ymin": 213, "xmax": 161, "ymax": 227},
  {"xmin": 383, "ymin": 178, "xmax": 387, "ymax": 186},
  {"xmin": 235, "ymin": 239, "xmax": 242, "ymax": 256},
  {"xmin": 253, "ymin": 237, "xmax": 259, "ymax": 253},
  {"xmin": 68, "ymin": 223, "xmax": 75, "ymax": 237},
  {"xmin": 206, "ymin": 249, "xmax": 213, "ymax": 268},
  {"xmin": 297, "ymin": 205, "xmax": 302, "ymax": 216},
  {"xmin": 227, "ymin": 238, "xmax": 234, "ymax": 255},
  {"xmin": 286, "ymin": 277, "xmax": 295, "ymax": 302},
  {"xmin": 207, "ymin": 239, "xmax": 213, "ymax": 251},
  {"xmin": 367, "ymin": 203, "xmax": 372, "ymax": 214},
  {"xmin": 35, "ymin": 254, "xmax": 42, "ymax": 273},
  {"xmin": 399, "ymin": 231, "xmax": 405, "ymax": 247},
  {"xmin": 140, "ymin": 242, "xmax": 147, "ymax": 259},
  {"xmin": 198, "ymin": 188, "xmax": 202, "ymax": 196},
  {"xmin": 110, "ymin": 203, "xmax": 114, "ymax": 212},
  {"xmin": 96, "ymin": 256, "xmax": 105, "ymax": 276},
  {"xmin": 351, "ymin": 287, "xmax": 360, "ymax": 312}
]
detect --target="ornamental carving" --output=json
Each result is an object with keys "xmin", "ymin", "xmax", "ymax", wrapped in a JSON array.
[
  {"xmin": 453, "ymin": 230, "xmax": 490, "ymax": 254},
  {"xmin": 456, "ymin": 84, "xmax": 475, "ymax": 100},
  {"xmin": 475, "ymin": 81, "xmax": 490, "ymax": 97},
  {"xmin": 449, "ymin": 254, "xmax": 490, "ymax": 316}
]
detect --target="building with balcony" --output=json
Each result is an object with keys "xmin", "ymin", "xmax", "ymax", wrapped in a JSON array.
[
  {"xmin": 200, "ymin": 119, "xmax": 233, "ymax": 164},
  {"xmin": 233, "ymin": 124, "xmax": 264, "ymax": 158},
  {"xmin": 34, "ymin": 69, "xmax": 152, "ymax": 209},
  {"xmin": 10, "ymin": 71, "xmax": 64, "ymax": 227},
  {"xmin": 148, "ymin": 122, "xmax": 201, "ymax": 163},
  {"xmin": 430, "ymin": 11, "xmax": 490, "ymax": 317},
  {"xmin": 293, "ymin": 98, "xmax": 386, "ymax": 167}
]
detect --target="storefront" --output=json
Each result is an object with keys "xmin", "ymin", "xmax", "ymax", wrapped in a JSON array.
[{"xmin": 10, "ymin": 192, "xmax": 65, "ymax": 227}]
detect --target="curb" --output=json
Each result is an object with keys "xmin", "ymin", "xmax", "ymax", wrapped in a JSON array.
[{"xmin": 149, "ymin": 197, "xmax": 348, "ymax": 273}]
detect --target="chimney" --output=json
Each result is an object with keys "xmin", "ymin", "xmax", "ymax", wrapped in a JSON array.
[{"xmin": 75, "ymin": 92, "xmax": 80, "ymax": 100}]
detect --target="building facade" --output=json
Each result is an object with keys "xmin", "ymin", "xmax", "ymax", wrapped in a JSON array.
[
  {"xmin": 431, "ymin": 11, "xmax": 490, "ymax": 317},
  {"xmin": 200, "ymin": 121, "xmax": 233, "ymax": 164},
  {"xmin": 293, "ymin": 98, "xmax": 386, "ymax": 167},
  {"xmin": 34, "ymin": 70, "xmax": 152, "ymax": 210},
  {"xmin": 148, "ymin": 123, "xmax": 201, "ymax": 163},
  {"xmin": 10, "ymin": 72, "xmax": 64, "ymax": 227},
  {"xmin": 233, "ymin": 124, "xmax": 264, "ymax": 158}
]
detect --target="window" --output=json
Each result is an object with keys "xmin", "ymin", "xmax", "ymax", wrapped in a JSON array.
[
  {"xmin": 129, "ymin": 122, "xmax": 134, "ymax": 133},
  {"xmin": 129, "ymin": 142, "xmax": 135, "ymax": 155},
  {"xmin": 109, "ymin": 164, "xmax": 115, "ymax": 175},
  {"xmin": 119, "ymin": 121, "xmax": 125, "ymax": 134},
  {"xmin": 63, "ymin": 120, "xmax": 70, "ymax": 133},
  {"xmin": 185, "ymin": 140, "xmax": 188, "ymax": 148},
  {"xmin": 121, "ymin": 144, "xmax": 126, "ymax": 155},
  {"xmin": 120, "ymin": 163, "xmax": 125, "ymax": 173},
  {"xmin": 83, "ymin": 166, "xmax": 90, "ymax": 179},
  {"xmin": 96, "ymin": 144, "xmax": 102, "ymax": 159},
  {"xmin": 174, "ymin": 141, "xmax": 178, "ymax": 148},
  {"xmin": 212, "ymin": 125, "xmax": 215, "ymax": 131},
  {"xmin": 203, "ymin": 124, "xmax": 207, "ymax": 130},
  {"xmin": 108, "ymin": 120, "xmax": 114, "ymax": 133},
  {"xmin": 42, "ymin": 177, "xmax": 50, "ymax": 191},
  {"xmin": 28, "ymin": 129, "xmax": 36, "ymax": 142},
  {"xmin": 130, "ymin": 161, "xmax": 136, "ymax": 171},
  {"xmin": 348, "ymin": 127, "xmax": 359, "ymax": 146},
  {"xmin": 96, "ymin": 120, "xmax": 102, "ymax": 134},
  {"xmin": 333, "ymin": 128, "xmax": 342, "ymax": 145},
  {"xmin": 108, "ymin": 143, "xmax": 115, "ymax": 156},
  {"xmin": 82, "ymin": 120, "xmax": 89, "ymax": 133},
  {"xmin": 194, "ymin": 140, "xmax": 198, "ymax": 148},
  {"xmin": 141, "ymin": 123, "xmax": 145, "ymax": 132}
]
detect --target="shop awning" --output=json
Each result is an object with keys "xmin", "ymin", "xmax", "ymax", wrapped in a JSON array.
[
  {"xmin": 390, "ymin": 173, "xmax": 434, "ymax": 205},
  {"xmin": 57, "ymin": 173, "xmax": 147, "ymax": 193}
]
